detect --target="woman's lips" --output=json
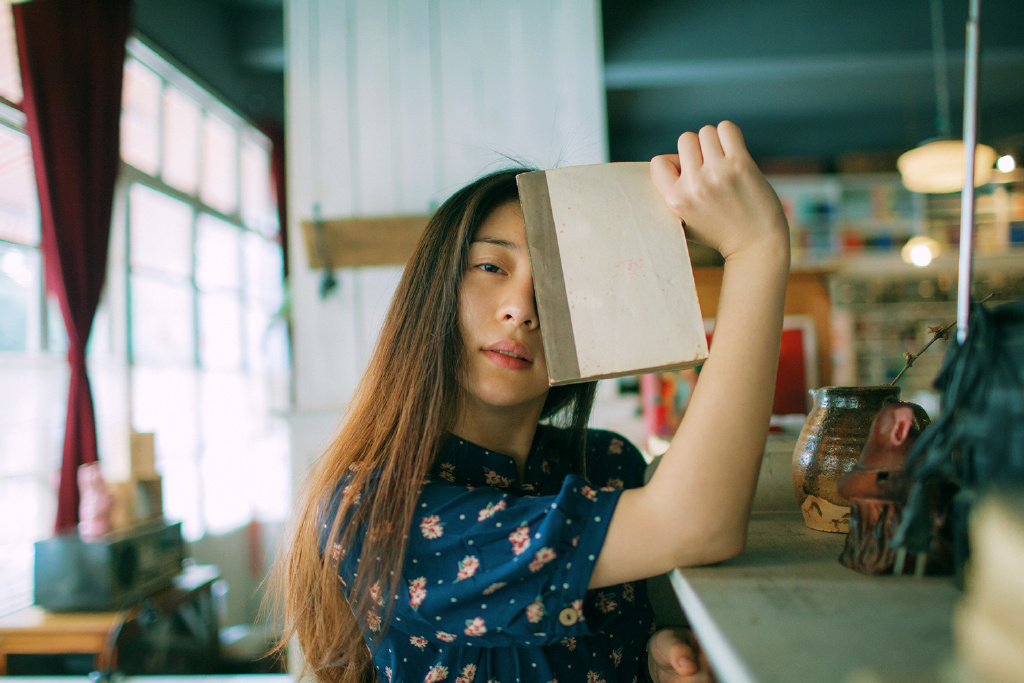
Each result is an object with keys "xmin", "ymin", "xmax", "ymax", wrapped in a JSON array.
[{"xmin": 484, "ymin": 340, "xmax": 532, "ymax": 370}]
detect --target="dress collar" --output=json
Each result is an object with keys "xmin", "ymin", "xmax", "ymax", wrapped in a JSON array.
[{"xmin": 431, "ymin": 425, "xmax": 564, "ymax": 494}]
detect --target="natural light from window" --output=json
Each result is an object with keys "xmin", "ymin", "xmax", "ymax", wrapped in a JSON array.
[{"xmin": 0, "ymin": 20, "xmax": 291, "ymax": 617}]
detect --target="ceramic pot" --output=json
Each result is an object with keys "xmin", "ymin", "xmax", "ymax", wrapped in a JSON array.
[{"xmin": 791, "ymin": 385, "xmax": 901, "ymax": 532}]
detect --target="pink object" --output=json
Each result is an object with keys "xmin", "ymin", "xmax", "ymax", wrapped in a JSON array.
[{"xmin": 77, "ymin": 462, "xmax": 113, "ymax": 540}]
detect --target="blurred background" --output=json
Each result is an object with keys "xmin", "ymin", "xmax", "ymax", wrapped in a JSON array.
[{"xmin": 0, "ymin": 0, "xmax": 1022, "ymax": 677}]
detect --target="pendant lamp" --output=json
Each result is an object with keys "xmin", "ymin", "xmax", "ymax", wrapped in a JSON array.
[{"xmin": 897, "ymin": 0, "xmax": 995, "ymax": 194}]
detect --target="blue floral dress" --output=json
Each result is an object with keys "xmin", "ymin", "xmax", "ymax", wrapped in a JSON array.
[{"xmin": 333, "ymin": 425, "xmax": 656, "ymax": 683}]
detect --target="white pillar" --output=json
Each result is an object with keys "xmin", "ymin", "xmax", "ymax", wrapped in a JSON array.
[{"xmin": 285, "ymin": 0, "xmax": 608, "ymax": 481}]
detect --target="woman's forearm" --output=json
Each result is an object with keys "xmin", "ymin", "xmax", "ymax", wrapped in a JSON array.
[
  {"xmin": 590, "ymin": 122, "xmax": 791, "ymax": 588},
  {"xmin": 592, "ymin": 242, "xmax": 789, "ymax": 588},
  {"xmin": 650, "ymin": 240, "xmax": 790, "ymax": 561}
]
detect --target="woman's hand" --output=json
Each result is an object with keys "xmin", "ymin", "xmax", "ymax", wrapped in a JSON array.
[
  {"xmin": 650, "ymin": 120, "xmax": 788, "ymax": 263},
  {"xmin": 647, "ymin": 627, "xmax": 714, "ymax": 683}
]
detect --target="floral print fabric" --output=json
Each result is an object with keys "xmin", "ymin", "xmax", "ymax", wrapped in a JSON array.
[{"xmin": 333, "ymin": 426, "xmax": 655, "ymax": 683}]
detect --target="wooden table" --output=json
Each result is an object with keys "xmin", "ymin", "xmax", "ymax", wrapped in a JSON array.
[
  {"xmin": 0, "ymin": 564, "xmax": 220, "ymax": 676},
  {"xmin": 670, "ymin": 512, "xmax": 960, "ymax": 683},
  {"xmin": 0, "ymin": 608, "xmax": 121, "ymax": 675}
]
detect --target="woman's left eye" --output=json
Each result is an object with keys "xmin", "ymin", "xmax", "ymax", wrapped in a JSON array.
[{"xmin": 478, "ymin": 263, "xmax": 504, "ymax": 274}]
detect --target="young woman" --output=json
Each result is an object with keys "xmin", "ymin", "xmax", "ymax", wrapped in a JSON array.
[{"xmin": 275, "ymin": 121, "xmax": 790, "ymax": 683}]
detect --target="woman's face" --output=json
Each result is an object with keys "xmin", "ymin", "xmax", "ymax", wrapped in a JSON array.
[{"xmin": 457, "ymin": 201, "xmax": 549, "ymax": 417}]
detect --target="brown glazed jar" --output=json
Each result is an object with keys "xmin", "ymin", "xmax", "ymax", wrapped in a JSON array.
[{"xmin": 791, "ymin": 385, "xmax": 901, "ymax": 532}]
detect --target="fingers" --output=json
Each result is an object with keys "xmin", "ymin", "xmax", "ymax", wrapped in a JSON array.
[
  {"xmin": 662, "ymin": 640, "xmax": 699, "ymax": 677},
  {"xmin": 649, "ymin": 627, "xmax": 702, "ymax": 682},
  {"xmin": 650, "ymin": 120, "xmax": 787, "ymax": 260},
  {"xmin": 697, "ymin": 125, "xmax": 724, "ymax": 163},
  {"xmin": 676, "ymin": 130, "xmax": 704, "ymax": 174},
  {"xmin": 716, "ymin": 120, "xmax": 749, "ymax": 159}
]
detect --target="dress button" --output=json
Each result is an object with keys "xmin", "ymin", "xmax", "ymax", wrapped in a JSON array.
[{"xmin": 558, "ymin": 607, "xmax": 578, "ymax": 626}]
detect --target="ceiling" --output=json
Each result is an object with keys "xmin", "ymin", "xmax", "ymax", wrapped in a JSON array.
[{"xmin": 133, "ymin": 0, "xmax": 1024, "ymax": 171}]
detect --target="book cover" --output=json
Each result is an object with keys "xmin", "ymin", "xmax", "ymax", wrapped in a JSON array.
[{"xmin": 516, "ymin": 163, "xmax": 708, "ymax": 386}]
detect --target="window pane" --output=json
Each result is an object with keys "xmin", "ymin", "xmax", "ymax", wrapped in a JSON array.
[
  {"xmin": 129, "ymin": 184, "xmax": 193, "ymax": 279},
  {"xmin": 242, "ymin": 231, "xmax": 283, "ymax": 310},
  {"xmin": 198, "ymin": 291, "xmax": 242, "ymax": 370},
  {"xmin": 162, "ymin": 454, "xmax": 203, "ymax": 541},
  {"xmin": 0, "ymin": 5, "xmax": 21, "ymax": 103},
  {"xmin": 0, "ymin": 350, "xmax": 63, "ymax": 616},
  {"xmin": 0, "ymin": 126, "xmax": 38, "ymax": 245},
  {"xmin": 0, "ymin": 478, "xmax": 49, "ymax": 543},
  {"xmin": 131, "ymin": 364, "xmax": 199, "ymax": 470},
  {"xmin": 200, "ymin": 114, "xmax": 238, "ymax": 214},
  {"xmin": 45, "ymin": 291, "xmax": 67, "ymax": 353},
  {"xmin": 131, "ymin": 364, "xmax": 202, "ymax": 540},
  {"xmin": 195, "ymin": 213, "xmax": 240, "ymax": 291},
  {"xmin": 247, "ymin": 305, "xmax": 291, "ymax": 410},
  {"xmin": 0, "ymin": 355, "xmax": 66, "ymax": 478},
  {"xmin": 88, "ymin": 297, "xmax": 113, "ymax": 357},
  {"xmin": 0, "ymin": 536, "xmax": 32, "ymax": 616},
  {"xmin": 0, "ymin": 243, "xmax": 40, "ymax": 352},
  {"xmin": 246, "ymin": 414, "xmax": 290, "ymax": 521},
  {"xmin": 199, "ymin": 372, "xmax": 252, "ymax": 533},
  {"xmin": 130, "ymin": 275, "xmax": 194, "ymax": 364},
  {"xmin": 0, "ymin": 479, "xmax": 46, "ymax": 616},
  {"xmin": 120, "ymin": 59, "xmax": 161, "ymax": 175},
  {"xmin": 162, "ymin": 86, "xmax": 201, "ymax": 193},
  {"xmin": 240, "ymin": 136, "xmax": 276, "ymax": 234},
  {"xmin": 246, "ymin": 305, "xmax": 270, "ymax": 375}
]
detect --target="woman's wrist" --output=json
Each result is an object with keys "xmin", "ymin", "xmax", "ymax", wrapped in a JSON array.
[{"xmin": 721, "ymin": 226, "xmax": 790, "ymax": 269}]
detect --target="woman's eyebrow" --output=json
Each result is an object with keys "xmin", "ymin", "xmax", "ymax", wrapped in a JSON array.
[{"xmin": 470, "ymin": 236, "xmax": 520, "ymax": 250}]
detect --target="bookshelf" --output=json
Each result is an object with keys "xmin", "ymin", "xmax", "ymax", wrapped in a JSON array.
[
  {"xmin": 763, "ymin": 172, "xmax": 1024, "ymax": 394},
  {"xmin": 768, "ymin": 172, "xmax": 1024, "ymax": 267}
]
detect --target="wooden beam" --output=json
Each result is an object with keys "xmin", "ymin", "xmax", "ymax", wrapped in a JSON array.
[{"xmin": 300, "ymin": 215, "xmax": 431, "ymax": 268}]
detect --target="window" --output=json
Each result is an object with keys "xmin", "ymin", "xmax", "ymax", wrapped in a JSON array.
[
  {"xmin": 120, "ymin": 39, "xmax": 290, "ymax": 541},
  {"xmin": 0, "ymin": 4, "xmax": 63, "ymax": 618},
  {"xmin": 0, "ymin": 24, "xmax": 290, "ymax": 617},
  {"xmin": 0, "ymin": 121, "xmax": 39, "ymax": 353}
]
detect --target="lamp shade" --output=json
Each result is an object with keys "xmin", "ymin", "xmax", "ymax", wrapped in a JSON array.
[{"xmin": 897, "ymin": 139, "xmax": 997, "ymax": 193}]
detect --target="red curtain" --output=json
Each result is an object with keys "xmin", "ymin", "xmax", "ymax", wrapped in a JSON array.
[
  {"xmin": 261, "ymin": 120, "xmax": 289, "ymax": 278},
  {"xmin": 14, "ymin": 0, "xmax": 134, "ymax": 532}
]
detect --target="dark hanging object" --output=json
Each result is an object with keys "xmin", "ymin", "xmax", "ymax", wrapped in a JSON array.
[
  {"xmin": 893, "ymin": 298, "xmax": 1024, "ymax": 583},
  {"xmin": 312, "ymin": 203, "xmax": 339, "ymax": 299}
]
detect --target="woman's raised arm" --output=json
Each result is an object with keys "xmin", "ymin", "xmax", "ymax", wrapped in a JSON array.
[{"xmin": 590, "ymin": 121, "xmax": 791, "ymax": 588}]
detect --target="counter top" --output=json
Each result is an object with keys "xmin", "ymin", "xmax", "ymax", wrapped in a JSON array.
[{"xmin": 670, "ymin": 512, "xmax": 959, "ymax": 683}]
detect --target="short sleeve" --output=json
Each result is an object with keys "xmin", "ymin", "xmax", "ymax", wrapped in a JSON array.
[
  {"xmin": 356, "ymin": 473, "xmax": 622, "ymax": 649},
  {"xmin": 587, "ymin": 430, "xmax": 647, "ymax": 490}
]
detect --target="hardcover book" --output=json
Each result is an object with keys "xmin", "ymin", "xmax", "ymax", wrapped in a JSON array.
[{"xmin": 516, "ymin": 162, "xmax": 708, "ymax": 386}]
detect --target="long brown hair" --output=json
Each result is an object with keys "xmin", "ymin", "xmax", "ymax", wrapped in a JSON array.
[{"xmin": 270, "ymin": 168, "xmax": 598, "ymax": 682}]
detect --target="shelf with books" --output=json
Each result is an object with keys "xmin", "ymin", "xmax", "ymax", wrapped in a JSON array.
[
  {"xmin": 768, "ymin": 172, "xmax": 1024, "ymax": 268},
  {"xmin": 923, "ymin": 180, "xmax": 1024, "ymax": 254},
  {"xmin": 827, "ymin": 250, "xmax": 1024, "ymax": 395}
]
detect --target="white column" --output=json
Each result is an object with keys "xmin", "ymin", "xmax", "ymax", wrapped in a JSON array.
[{"xmin": 286, "ymin": 0, "xmax": 608, "ymax": 480}]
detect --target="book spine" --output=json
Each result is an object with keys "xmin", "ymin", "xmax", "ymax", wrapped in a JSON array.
[{"xmin": 516, "ymin": 171, "xmax": 580, "ymax": 384}]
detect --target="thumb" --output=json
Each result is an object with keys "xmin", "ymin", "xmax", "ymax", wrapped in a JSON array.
[
  {"xmin": 650, "ymin": 154, "xmax": 682, "ymax": 202},
  {"xmin": 663, "ymin": 640, "xmax": 699, "ymax": 677},
  {"xmin": 649, "ymin": 627, "xmax": 701, "ymax": 681}
]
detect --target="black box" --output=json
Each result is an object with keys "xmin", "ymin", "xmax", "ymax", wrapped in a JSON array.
[{"xmin": 33, "ymin": 520, "xmax": 185, "ymax": 612}]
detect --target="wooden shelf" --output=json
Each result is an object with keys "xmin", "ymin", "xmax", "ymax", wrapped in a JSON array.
[{"xmin": 670, "ymin": 512, "xmax": 959, "ymax": 683}]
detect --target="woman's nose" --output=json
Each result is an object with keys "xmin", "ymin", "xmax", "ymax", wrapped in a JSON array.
[{"xmin": 499, "ymin": 275, "xmax": 539, "ymax": 330}]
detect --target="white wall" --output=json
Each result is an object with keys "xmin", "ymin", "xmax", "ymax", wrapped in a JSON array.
[{"xmin": 285, "ymin": 0, "xmax": 609, "ymax": 483}]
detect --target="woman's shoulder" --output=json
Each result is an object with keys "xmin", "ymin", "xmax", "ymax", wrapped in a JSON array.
[
  {"xmin": 583, "ymin": 427, "xmax": 647, "ymax": 489},
  {"xmin": 584, "ymin": 427, "xmax": 640, "ymax": 453}
]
